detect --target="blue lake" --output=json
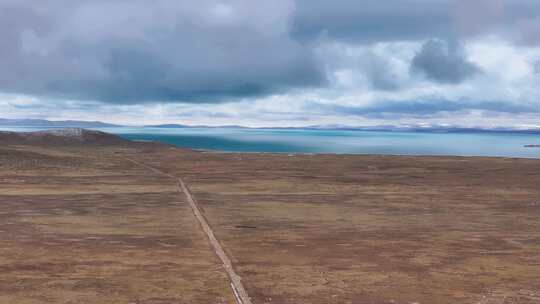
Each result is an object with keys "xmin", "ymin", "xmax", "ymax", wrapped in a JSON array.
[{"xmin": 2, "ymin": 126, "xmax": 540, "ymax": 158}]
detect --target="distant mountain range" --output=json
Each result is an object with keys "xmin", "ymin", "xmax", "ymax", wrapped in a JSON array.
[
  {"xmin": 0, "ymin": 118, "xmax": 120, "ymax": 128},
  {"xmin": 1, "ymin": 118, "xmax": 539, "ymax": 134},
  {"xmin": 146, "ymin": 124, "xmax": 247, "ymax": 129},
  {"xmin": 147, "ymin": 123, "xmax": 540, "ymax": 133},
  {"xmin": 289, "ymin": 124, "xmax": 540, "ymax": 134}
]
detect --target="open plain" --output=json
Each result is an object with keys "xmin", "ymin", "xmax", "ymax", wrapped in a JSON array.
[
  {"xmin": 0, "ymin": 142, "xmax": 234, "ymax": 304},
  {"xmin": 1, "ymin": 131, "xmax": 540, "ymax": 303}
]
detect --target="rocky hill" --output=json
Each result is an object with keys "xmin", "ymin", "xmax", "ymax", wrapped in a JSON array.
[{"xmin": 0, "ymin": 128, "xmax": 130, "ymax": 146}]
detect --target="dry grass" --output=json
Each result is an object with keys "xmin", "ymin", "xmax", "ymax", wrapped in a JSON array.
[
  {"xmin": 2, "ymin": 143, "xmax": 540, "ymax": 303},
  {"xmin": 0, "ymin": 145, "xmax": 234, "ymax": 304},
  {"xmin": 128, "ymin": 148, "xmax": 540, "ymax": 304}
]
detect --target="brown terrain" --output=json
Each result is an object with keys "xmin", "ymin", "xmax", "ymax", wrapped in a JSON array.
[{"xmin": 1, "ymin": 129, "xmax": 539, "ymax": 304}]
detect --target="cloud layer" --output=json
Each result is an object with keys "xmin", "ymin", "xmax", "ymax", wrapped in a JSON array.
[
  {"xmin": 0, "ymin": 0, "xmax": 539, "ymax": 127},
  {"xmin": 411, "ymin": 39, "xmax": 480, "ymax": 84},
  {"xmin": 0, "ymin": 0, "xmax": 323, "ymax": 103}
]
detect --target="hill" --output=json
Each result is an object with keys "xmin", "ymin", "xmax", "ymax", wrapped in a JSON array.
[
  {"xmin": 0, "ymin": 128, "xmax": 130, "ymax": 146},
  {"xmin": 0, "ymin": 118, "xmax": 120, "ymax": 128}
]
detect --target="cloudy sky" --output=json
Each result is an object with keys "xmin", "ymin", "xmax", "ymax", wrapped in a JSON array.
[{"xmin": 1, "ymin": 0, "xmax": 540, "ymax": 127}]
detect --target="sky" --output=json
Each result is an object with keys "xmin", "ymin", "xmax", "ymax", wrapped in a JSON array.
[{"xmin": 1, "ymin": 0, "xmax": 540, "ymax": 128}]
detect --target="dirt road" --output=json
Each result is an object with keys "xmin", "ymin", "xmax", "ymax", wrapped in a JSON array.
[{"xmin": 123, "ymin": 157, "xmax": 253, "ymax": 304}]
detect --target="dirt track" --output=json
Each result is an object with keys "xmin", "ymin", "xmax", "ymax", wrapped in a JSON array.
[{"xmin": 123, "ymin": 157, "xmax": 253, "ymax": 304}]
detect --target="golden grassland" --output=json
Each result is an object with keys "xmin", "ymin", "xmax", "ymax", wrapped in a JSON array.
[
  {"xmin": 1, "ymin": 142, "xmax": 540, "ymax": 303},
  {"xmin": 130, "ymin": 148, "xmax": 540, "ymax": 304},
  {"xmin": 0, "ymin": 145, "xmax": 233, "ymax": 304}
]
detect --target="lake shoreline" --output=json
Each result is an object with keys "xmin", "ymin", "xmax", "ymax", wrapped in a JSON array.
[{"xmin": 1, "ymin": 126, "xmax": 540, "ymax": 158}]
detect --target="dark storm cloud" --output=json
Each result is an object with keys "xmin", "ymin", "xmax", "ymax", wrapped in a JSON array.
[
  {"xmin": 294, "ymin": 0, "xmax": 540, "ymax": 43},
  {"xmin": 0, "ymin": 0, "xmax": 539, "ymax": 108},
  {"xmin": 0, "ymin": 0, "xmax": 324, "ymax": 103},
  {"xmin": 411, "ymin": 40, "xmax": 479, "ymax": 84},
  {"xmin": 293, "ymin": 0, "xmax": 456, "ymax": 42}
]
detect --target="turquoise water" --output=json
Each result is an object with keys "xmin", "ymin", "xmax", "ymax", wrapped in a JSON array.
[{"xmin": 2, "ymin": 126, "xmax": 540, "ymax": 158}]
